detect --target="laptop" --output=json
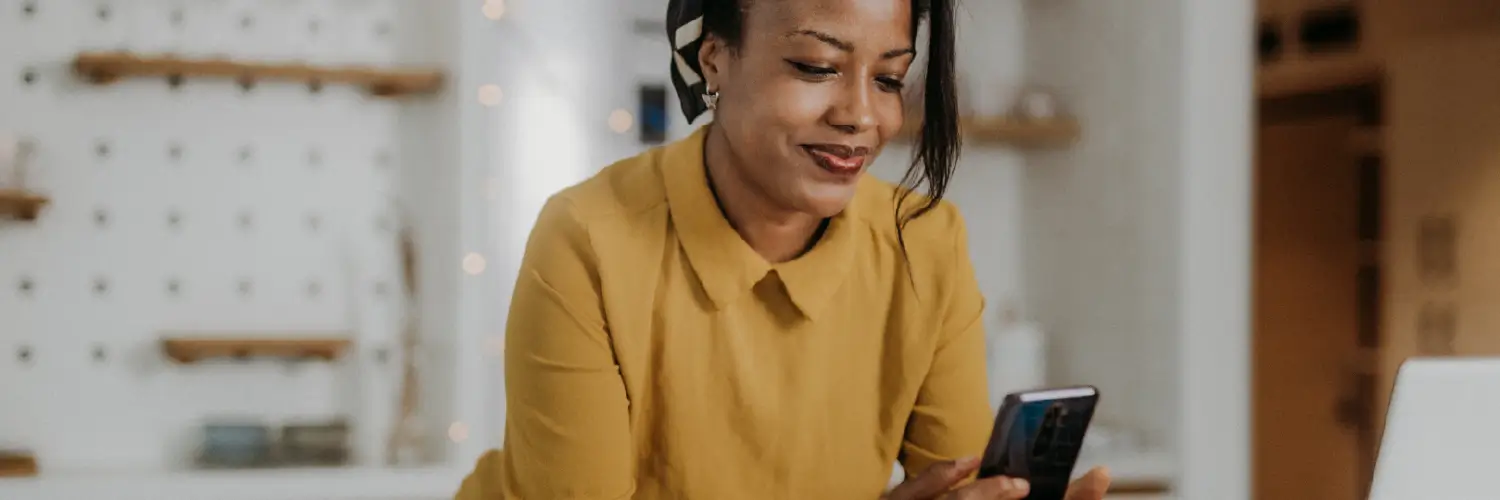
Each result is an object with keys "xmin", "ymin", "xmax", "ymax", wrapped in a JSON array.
[{"xmin": 1368, "ymin": 357, "xmax": 1500, "ymax": 500}]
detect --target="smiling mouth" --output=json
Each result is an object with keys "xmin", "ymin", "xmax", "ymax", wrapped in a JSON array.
[{"xmin": 802, "ymin": 144, "xmax": 870, "ymax": 175}]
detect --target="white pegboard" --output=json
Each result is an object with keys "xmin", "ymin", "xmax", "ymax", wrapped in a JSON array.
[{"xmin": 0, "ymin": 0, "xmax": 465, "ymax": 478}]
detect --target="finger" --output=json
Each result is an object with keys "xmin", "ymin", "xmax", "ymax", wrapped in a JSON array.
[
  {"xmin": 1064, "ymin": 467, "xmax": 1112, "ymax": 500},
  {"xmin": 954, "ymin": 476, "xmax": 1031, "ymax": 500},
  {"xmin": 887, "ymin": 457, "xmax": 981, "ymax": 500}
]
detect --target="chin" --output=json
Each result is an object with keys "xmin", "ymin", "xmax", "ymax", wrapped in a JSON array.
[{"xmin": 799, "ymin": 186, "xmax": 860, "ymax": 218}]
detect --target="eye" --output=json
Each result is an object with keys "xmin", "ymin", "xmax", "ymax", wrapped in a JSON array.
[
  {"xmin": 787, "ymin": 60, "xmax": 837, "ymax": 79},
  {"xmin": 877, "ymin": 76, "xmax": 905, "ymax": 92}
]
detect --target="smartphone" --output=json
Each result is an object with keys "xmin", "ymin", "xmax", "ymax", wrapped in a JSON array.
[{"xmin": 978, "ymin": 386, "xmax": 1099, "ymax": 499}]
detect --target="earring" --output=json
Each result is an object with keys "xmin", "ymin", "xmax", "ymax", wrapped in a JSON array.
[{"xmin": 702, "ymin": 88, "xmax": 720, "ymax": 111}]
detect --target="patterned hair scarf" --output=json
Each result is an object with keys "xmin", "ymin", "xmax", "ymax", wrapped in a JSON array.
[{"xmin": 667, "ymin": 0, "xmax": 710, "ymax": 123}]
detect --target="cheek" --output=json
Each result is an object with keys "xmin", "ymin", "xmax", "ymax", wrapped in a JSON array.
[
  {"xmin": 732, "ymin": 77, "xmax": 835, "ymax": 128},
  {"xmin": 876, "ymin": 94, "xmax": 905, "ymax": 134}
]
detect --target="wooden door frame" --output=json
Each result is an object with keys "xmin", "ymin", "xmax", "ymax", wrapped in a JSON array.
[{"xmin": 1252, "ymin": 83, "xmax": 1386, "ymax": 500}]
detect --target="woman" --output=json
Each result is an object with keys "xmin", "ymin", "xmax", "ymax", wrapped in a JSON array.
[{"xmin": 456, "ymin": 0, "xmax": 1112, "ymax": 498}]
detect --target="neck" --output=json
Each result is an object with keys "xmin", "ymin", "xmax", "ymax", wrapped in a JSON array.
[{"xmin": 704, "ymin": 125, "xmax": 826, "ymax": 263}]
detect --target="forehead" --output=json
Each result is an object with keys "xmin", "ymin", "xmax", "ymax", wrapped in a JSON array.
[{"xmin": 745, "ymin": 0, "xmax": 913, "ymax": 42}]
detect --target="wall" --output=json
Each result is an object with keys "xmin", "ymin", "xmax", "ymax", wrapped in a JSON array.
[
  {"xmin": 1024, "ymin": 0, "xmax": 1254, "ymax": 498},
  {"xmin": 1021, "ymin": 0, "xmax": 1184, "ymax": 453}
]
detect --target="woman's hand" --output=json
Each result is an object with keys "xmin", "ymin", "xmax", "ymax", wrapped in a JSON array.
[{"xmin": 884, "ymin": 457, "xmax": 1112, "ymax": 500}]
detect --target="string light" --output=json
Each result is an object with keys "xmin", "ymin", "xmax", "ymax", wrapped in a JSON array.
[
  {"xmin": 477, "ymin": 84, "xmax": 503, "ymax": 107},
  {"xmin": 608, "ymin": 109, "xmax": 634, "ymax": 134},
  {"xmin": 448, "ymin": 421, "xmax": 470, "ymax": 443},
  {"xmin": 463, "ymin": 252, "xmax": 487, "ymax": 275},
  {"xmin": 481, "ymin": 0, "xmax": 505, "ymax": 20}
]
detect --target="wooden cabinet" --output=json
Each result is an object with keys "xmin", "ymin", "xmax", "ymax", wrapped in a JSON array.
[{"xmin": 1380, "ymin": 33, "xmax": 1500, "ymax": 433}]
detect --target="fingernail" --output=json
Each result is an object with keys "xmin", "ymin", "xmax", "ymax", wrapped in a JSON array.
[
  {"xmin": 956, "ymin": 456, "xmax": 980, "ymax": 468},
  {"xmin": 1013, "ymin": 478, "xmax": 1030, "ymax": 491}
]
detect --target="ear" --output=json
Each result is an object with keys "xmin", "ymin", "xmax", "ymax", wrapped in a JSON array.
[{"xmin": 698, "ymin": 34, "xmax": 732, "ymax": 90}]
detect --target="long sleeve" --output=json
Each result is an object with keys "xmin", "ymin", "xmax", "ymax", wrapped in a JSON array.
[
  {"xmin": 898, "ymin": 211, "xmax": 994, "ymax": 479},
  {"xmin": 474, "ymin": 195, "xmax": 636, "ymax": 500}
]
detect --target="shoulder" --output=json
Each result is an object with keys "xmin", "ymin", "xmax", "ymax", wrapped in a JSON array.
[
  {"xmin": 850, "ymin": 175, "xmax": 972, "ymax": 263},
  {"xmin": 850, "ymin": 176, "xmax": 983, "ymax": 334},
  {"xmin": 523, "ymin": 145, "xmax": 673, "ymax": 271},
  {"xmin": 546, "ymin": 147, "xmax": 671, "ymax": 227}
]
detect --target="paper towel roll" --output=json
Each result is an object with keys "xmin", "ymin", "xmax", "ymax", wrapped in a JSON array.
[{"xmin": 986, "ymin": 309, "xmax": 1047, "ymax": 411}]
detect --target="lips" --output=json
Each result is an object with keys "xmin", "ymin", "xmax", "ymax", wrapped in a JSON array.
[{"xmin": 803, "ymin": 144, "xmax": 870, "ymax": 175}]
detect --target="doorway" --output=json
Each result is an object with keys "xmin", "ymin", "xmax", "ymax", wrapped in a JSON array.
[{"xmin": 1253, "ymin": 85, "xmax": 1383, "ymax": 500}]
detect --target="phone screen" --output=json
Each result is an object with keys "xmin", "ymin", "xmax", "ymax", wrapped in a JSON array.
[{"xmin": 978, "ymin": 387, "xmax": 1098, "ymax": 500}]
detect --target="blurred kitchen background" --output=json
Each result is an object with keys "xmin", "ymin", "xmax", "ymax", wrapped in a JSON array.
[{"xmin": 1, "ymin": 0, "xmax": 1496, "ymax": 499}]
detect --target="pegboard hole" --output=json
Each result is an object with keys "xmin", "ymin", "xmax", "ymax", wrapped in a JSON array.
[
  {"xmin": 238, "ymin": 77, "xmax": 256, "ymax": 93},
  {"xmin": 95, "ymin": 140, "xmax": 111, "ymax": 160},
  {"xmin": 373, "ymin": 281, "xmax": 390, "ymax": 298},
  {"xmin": 167, "ymin": 74, "xmax": 185, "ymax": 89},
  {"xmin": 168, "ymin": 143, "xmax": 183, "ymax": 162},
  {"xmin": 307, "ymin": 148, "xmax": 323, "ymax": 167},
  {"xmin": 93, "ymin": 277, "xmax": 111, "ymax": 297},
  {"xmin": 92, "ymin": 344, "xmax": 108, "ymax": 363},
  {"xmin": 237, "ymin": 279, "xmax": 254, "ymax": 299},
  {"xmin": 374, "ymin": 151, "xmax": 392, "ymax": 171},
  {"xmin": 237, "ymin": 212, "xmax": 255, "ymax": 232},
  {"xmin": 166, "ymin": 278, "xmax": 182, "ymax": 297},
  {"xmin": 169, "ymin": 8, "xmax": 185, "ymax": 28},
  {"xmin": 237, "ymin": 145, "xmax": 254, "ymax": 165},
  {"xmin": 17, "ymin": 345, "xmax": 33, "ymax": 364},
  {"xmin": 308, "ymin": 19, "xmax": 321, "ymax": 35},
  {"xmin": 308, "ymin": 80, "xmax": 324, "ymax": 94},
  {"xmin": 375, "ymin": 22, "xmax": 392, "ymax": 38},
  {"xmin": 93, "ymin": 208, "xmax": 110, "ymax": 229},
  {"xmin": 240, "ymin": 15, "xmax": 255, "ymax": 31},
  {"xmin": 17, "ymin": 277, "xmax": 35, "ymax": 296},
  {"xmin": 21, "ymin": 1, "xmax": 37, "ymax": 18},
  {"xmin": 376, "ymin": 214, "xmax": 394, "ymax": 233},
  {"xmin": 306, "ymin": 280, "xmax": 323, "ymax": 298},
  {"xmin": 305, "ymin": 213, "xmax": 323, "ymax": 232},
  {"xmin": 166, "ymin": 209, "xmax": 183, "ymax": 230},
  {"xmin": 96, "ymin": 5, "xmax": 111, "ymax": 22},
  {"xmin": 374, "ymin": 347, "xmax": 391, "ymax": 364},
  {"xmin": 21, "ymin": 68, "xmax": 38, "ymax": 86}
]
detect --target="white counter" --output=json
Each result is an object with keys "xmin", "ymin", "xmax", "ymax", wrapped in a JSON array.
[{"xmin": 0, "ymin": 465, "xmax": 469, "ymax": 500}]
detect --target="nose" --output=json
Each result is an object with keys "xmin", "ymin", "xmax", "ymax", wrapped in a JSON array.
[{"xmin": 825, "ymin": 78, "xmax": 878, "ymax": 135}]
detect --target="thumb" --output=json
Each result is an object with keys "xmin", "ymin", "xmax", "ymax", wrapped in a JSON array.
[{"xmin": 887, "ymin": 457, "xmax": 981, "ymax": 500}]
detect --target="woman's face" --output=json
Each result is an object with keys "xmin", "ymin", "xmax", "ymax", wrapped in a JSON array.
[{"xmin": 704, "ymin": 0, "xmax": 914, "ymax": 218}]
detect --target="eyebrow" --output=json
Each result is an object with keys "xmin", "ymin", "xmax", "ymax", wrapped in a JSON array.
[{"xmin": 788, "ymin": 29, "xmax": 916, "ymax": 59}]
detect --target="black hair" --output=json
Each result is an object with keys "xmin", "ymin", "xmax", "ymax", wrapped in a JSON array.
[{"xmin": 702, "ymin": 0, "xmax": 962, "ymax": 229}]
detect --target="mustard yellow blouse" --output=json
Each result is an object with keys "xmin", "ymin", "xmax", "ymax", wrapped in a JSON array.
[{"xmin": 456, "ymin": 126, "xmax": 991, "ymax": 499}]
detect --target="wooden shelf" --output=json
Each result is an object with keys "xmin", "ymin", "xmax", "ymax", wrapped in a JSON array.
[
  {"xmin": 161, "ymin": 335, "xmax": 353, "ymax": 364},
  {"xmin": 1258, "ymin": 53, "xmax": 1383, "ymax": 98},
  {"xmin": 965, "ymin": 116, "xmax": 1080, "ymax": 149},
  {"xmin": 0, "ymin": 452, "xmax": 37, "ymax": 478},
  {"xmin": 1107, "ymin": 479, "xmax": 1172, "ymax": 495},
  {"xmin": 72, "ymin": 52, "xmax": 444, "ymax": 98},
  {"xmin": 901, "ymin": 116, "xmax": 1081, "ymax": 150},
  {"xmin": 0, "ymin": 188, "xmax": 49, "ymax": 221}
]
